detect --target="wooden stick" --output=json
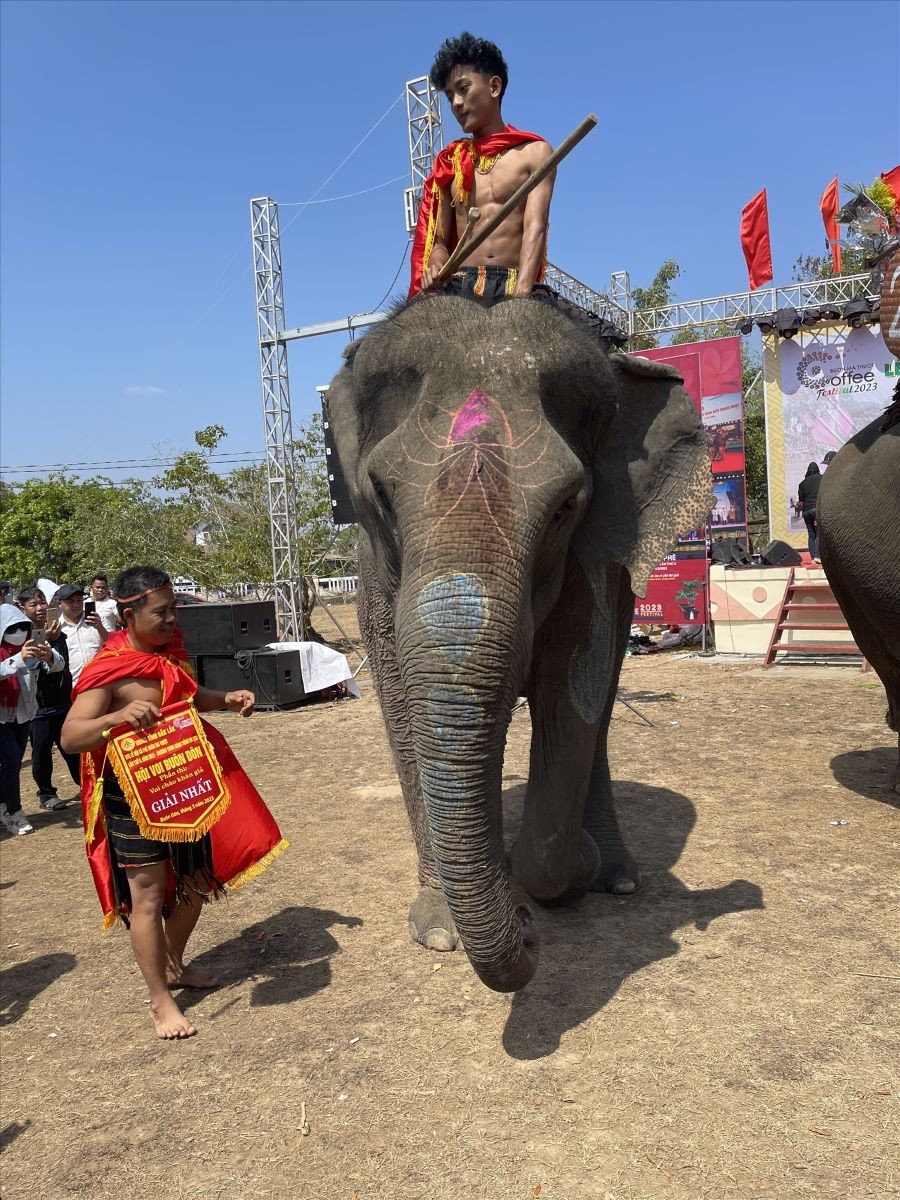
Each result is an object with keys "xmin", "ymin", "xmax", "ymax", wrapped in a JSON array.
[{"xmin": 436, "ymin": 113, "xmax": 599, "ymax": 282}]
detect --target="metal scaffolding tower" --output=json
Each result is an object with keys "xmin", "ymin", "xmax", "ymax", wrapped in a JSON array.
[
  {"xmin": 628, "ymin": 272, "xmax": 877, "ymax": 338},
  {"xmin": 542, "ymin": 262, "xmax": 628, "ymax": 329},
  {"xmin": 250, "ymin": 196, "xmax": 303, "ymax": 641},
  {"xmin": 404, "ymin": 76, "xmax": 443, "ymax": 234}
]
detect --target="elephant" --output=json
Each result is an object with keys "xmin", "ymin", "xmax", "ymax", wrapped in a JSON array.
[
  {"xmin": 818, "ymin": 389, "xmax": 900, "ymax": 792},
  {"xmin": 326, "ymin": 296, "xmax": 712, "ymax": 992}
]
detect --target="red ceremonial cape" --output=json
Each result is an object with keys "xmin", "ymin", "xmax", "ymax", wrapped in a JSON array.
[
  {"xmin": 74, "ymin": 629, "xmax": 287, "ymax": 927},
  {"xmin": 408, "ymin": 126, "xmax": 548, "ymax": 297}
]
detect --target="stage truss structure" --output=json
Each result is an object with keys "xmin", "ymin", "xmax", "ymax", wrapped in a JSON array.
[
  {"xmin": 251, "ymin": 79, "xmax": 881, "ymax": 637},
  {"xmin": 251, "ymin": 196, "xmax": 303, "ymax": 641},
  {"xmin": 403, "ymin": 76, "xmax": 442, "ymax": 234}
]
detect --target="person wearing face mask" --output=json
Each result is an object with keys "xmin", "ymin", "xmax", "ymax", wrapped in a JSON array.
[{"xmin": 0, "ymin": 602, "xmax": 63, "ymax": 836}]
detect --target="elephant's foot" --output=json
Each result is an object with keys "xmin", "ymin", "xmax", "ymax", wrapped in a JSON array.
[
  {"xmin": 408, "ymin": 886, "xmax": 459, "ymax": 952},
  {"xmin": 590, "ymin": 849, "xmax": 641, "ymax": 894},
  {"xmin": 510, "ymin": 829, "xmax": 600, "ymax": 904}
]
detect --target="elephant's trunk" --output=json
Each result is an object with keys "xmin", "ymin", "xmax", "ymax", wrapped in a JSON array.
[
  {"xmin": 400, "ymin": 571, "xmax": 539, "ymax": 992},
  {"xmin": 416, "ymin": 698, "xmax": 539, "ymax": 992}
]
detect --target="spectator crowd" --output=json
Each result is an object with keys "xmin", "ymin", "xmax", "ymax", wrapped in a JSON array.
[{"xmin": 0, "ymin": 573, "xmax": 121, "ymax": 836}]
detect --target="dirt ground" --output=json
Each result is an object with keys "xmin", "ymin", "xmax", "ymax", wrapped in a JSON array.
[{"xmin": 1, "ymin": 605, "xmax": 897, "ymax": 1200}]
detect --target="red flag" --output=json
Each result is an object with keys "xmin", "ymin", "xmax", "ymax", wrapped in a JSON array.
[
  {"xmin": 881, "ymin": 166, "xmax": 900, "ymax": 225},
  {"xmin": 819, "ymin": 176, "xmax": 842, "ymax": 275},
  {"xmin": 740, "ymin": 188, "xmax": 773, "ymax": 290}
]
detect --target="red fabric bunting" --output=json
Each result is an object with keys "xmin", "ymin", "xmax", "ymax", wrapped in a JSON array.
[
  {"xmin": 740, "ymin": 188, "xmax": 774, "ymax": 291},
  {"xmin": 820, "ymin": 176, "xmax": 842, "ymax": 275},
  {"xmin": 881, "ymin": 166, "xmax": 900, "ymax": 225}
]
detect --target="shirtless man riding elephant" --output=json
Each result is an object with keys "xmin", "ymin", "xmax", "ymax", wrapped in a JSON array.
[
  {"xmin": 410, "ymin": 33, "xmax": 616, "ymax": 348},
  {"xmin": 411, "ymin": 33, "xmax": 555, "ymax": 303}
]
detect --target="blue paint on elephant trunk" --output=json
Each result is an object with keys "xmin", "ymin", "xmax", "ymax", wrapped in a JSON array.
[{"xmin": 416, "ymin": 572, "xmax": 487, "ymax": 665}]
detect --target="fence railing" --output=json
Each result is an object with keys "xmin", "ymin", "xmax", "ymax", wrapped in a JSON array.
[{"xmin": 313, "ymin": 574, "xmax": 358, "ymax": 594}]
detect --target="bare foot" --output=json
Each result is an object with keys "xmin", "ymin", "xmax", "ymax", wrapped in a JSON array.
[
  {"xmin": 167, "ymin": 965, "xmax": 219, "ymax": 989},
  {"xmin": 151, "ymin": 995, "xmax": 197, "ymax": 1039}
]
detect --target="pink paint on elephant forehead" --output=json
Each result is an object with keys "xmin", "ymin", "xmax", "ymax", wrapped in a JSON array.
[{"xmin": 450, "ymin": 388, "xmax": 493, "ymax": 440}]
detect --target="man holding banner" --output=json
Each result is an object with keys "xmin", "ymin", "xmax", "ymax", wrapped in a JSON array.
[{"xmin": 62, "ymin": 566, "xmax": 286, "ymax": 1040}]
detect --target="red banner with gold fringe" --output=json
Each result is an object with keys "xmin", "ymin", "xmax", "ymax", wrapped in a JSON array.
[{"xmin": 104, "ymin": 700, "xmax": 230, "ymax": 842}]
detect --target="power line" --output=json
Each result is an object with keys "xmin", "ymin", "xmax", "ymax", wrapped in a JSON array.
[
  {"xmin": 277, "ymin": 174, "xmax": 407, "ymax": 206},
  {"xmin": 131, "ymin": 92, "xmax": 405, "ymax": 386},
  {"xmin": 0, "ymin": 451, "xmax": 327, "ymax": 475}
]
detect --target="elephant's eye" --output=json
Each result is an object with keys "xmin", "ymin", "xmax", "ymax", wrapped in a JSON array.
[{"xmin": 552, "ymin": 496, "xmax": 578, "ymax": 523}]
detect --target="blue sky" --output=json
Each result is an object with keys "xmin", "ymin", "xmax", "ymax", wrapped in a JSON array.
[{"xmin": 2, "ymin": 0, "xmax": 897, "ymax": 482}]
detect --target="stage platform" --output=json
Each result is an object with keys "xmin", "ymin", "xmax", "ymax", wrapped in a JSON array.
[{"xmin": 708, "ymin": 563, "xmax": 858, "ymax": 658}]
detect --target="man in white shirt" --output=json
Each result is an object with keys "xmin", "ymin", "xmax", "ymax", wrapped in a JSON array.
[
  {"xmin": 89, "ymin": 575, "xmax": 119, "ymax": 633},
  {"xmin": 54, "ymin": 583, "xmax": 108, "ymax": 685}
]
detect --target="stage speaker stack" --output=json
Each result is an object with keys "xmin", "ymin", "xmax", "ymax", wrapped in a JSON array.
[
  {"xmin": 201, "ymin": 649, "xmax": 307, "ymax": 707},
  {"xmin": 322, "ymin": 394, "xmax": 356, "ymax": 526},
  {"xmin": 177, "ymin": 600, "xmax": 277, "ymax": 657},
  {"xmin": 177, "ymin": 600, "xmax": 306, "ymax": 708},
  {"xmin": 760, "ymin": 540, "xmax": 803, "ymax": 567}
]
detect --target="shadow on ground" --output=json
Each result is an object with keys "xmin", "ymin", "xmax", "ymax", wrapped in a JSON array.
[
  {"xmin": 830, "ymin": 745, "xmax": 899, "ymax": 808},
  {"xmin": 502, "ymin": 781, "xmax": 764, "ymax": 1060},
  {"xmin": 179, "ymin": 905, "xmax": 363, "ymax": 1010},
  {"xmin": 0, "ymin": 1122, "xmax": 31, "ymax": 1153},
  {"xmin": 0, "ymin": 953, "xmax": 77, "ymax": 1027}
]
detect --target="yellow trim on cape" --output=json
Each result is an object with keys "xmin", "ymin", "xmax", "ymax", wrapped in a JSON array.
[{"xmin": 225, "ymin": 837, "xmax": 289, "ymax": 890}]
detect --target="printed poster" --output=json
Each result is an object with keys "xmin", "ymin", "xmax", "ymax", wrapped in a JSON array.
[
  {"xmin": 632, "ymin": 337, "xmax": 747, "ymax": 624},
  {"xmin": 762, "ymin": 324, "xmax": 898, "ymax": 546}
]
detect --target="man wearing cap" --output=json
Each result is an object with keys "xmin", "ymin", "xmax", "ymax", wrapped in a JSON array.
[{"xmin": 55, "ymin": 584, "xmax": 108, "ymax": 686}]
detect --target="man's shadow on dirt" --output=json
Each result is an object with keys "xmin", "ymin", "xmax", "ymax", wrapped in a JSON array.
[
  {"xmin": 0, "ymin": 953, "xmax": 77, "ymax": 1027},
  {"xmin": 830, "ymin": 747, "xmax": 899, "ymax": 809},
  {"xmin": 179, "ymin": 905, "xmax": 362, "ymax": 1011},
  {"xmin": 502, "ymin": 781, "xmax": 763, "ymax": 1060}
]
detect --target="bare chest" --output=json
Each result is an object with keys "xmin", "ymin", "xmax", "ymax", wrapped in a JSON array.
[
  {"xmin": 455, "ymin": 146, "xmax": 534, "ymax": 210},
  {"xmin": 111, "ymin": 677, "xmax": 165, "ymax": 708}
]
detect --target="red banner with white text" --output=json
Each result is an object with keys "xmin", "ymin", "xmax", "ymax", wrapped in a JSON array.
[{"xmin": 631, "ymin": 337, "xmax": 747, "ymax": 624}]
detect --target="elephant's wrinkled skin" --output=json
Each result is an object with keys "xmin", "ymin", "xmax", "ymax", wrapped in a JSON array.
[
  {"xmin": 819, "ymin": 394, "xmax": 900, "ymax": 791},
  {"xmin": 327, "ymin": 297, "xmax": 712, "ymax": 991}
]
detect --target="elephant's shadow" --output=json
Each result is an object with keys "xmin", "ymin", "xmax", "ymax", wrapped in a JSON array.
[
  {"xmin": 500, "ymin": 780, "xmax": 764, "ymax": 1060},
  {"xmin": 830, "ymin": 746, "xmax": 899, "ymax": 809}
]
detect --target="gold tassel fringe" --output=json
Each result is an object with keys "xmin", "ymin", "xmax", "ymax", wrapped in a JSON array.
[{"xmin": 226, "ymin": 838, "xmax": 289, "ymax": 891}]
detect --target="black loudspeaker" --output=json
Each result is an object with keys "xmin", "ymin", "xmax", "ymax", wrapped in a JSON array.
[
  {"xmin": 199, "ymin": 649, "xmax": 307, "ymax": 707},
  {"xmin": 322, "ymin": 395, "xmax": 356, "ymax": 526},
  {"xmin": 760, "ymin": 539, "xmax": 803, "ymax": 567},
  {"xmin": 177, "ymin": 601, "xmax": 277, "ymax": 658}
]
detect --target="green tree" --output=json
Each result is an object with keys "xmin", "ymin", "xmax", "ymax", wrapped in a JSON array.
[
  {"xmin": 628, "ymin": 258, "xmax": 681, "ymax": 352},
  {"xmin": 0, "ymin": 473, "xmax": 201, "ymax": 586},
  {"xmin": 156, "ymin": 414, "xmax": 352, "ymax": 623}
]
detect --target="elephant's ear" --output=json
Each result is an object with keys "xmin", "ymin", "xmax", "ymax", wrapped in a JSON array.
[{"xmin": 574, "ymin": 352, "xmax": 713, "ymax": 597}]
